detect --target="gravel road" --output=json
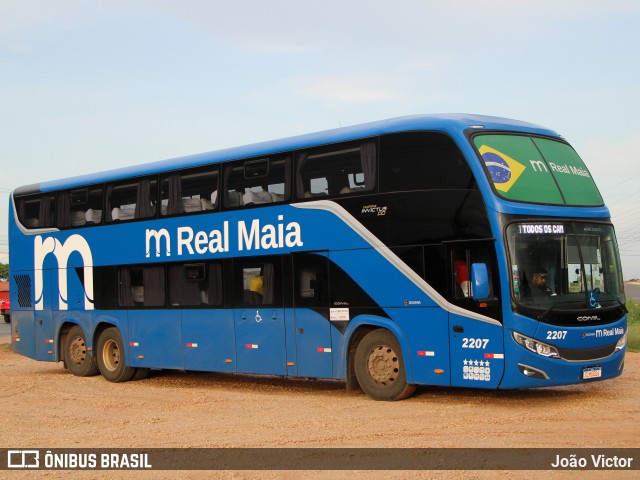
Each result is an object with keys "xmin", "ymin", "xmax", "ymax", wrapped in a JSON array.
[{"xmin": 1, "ymin": 344, "xmax": 638, "ymax": 480}]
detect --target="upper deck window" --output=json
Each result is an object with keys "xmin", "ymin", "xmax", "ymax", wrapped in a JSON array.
[
  {"xmin": 379, "ymin": 132, "xmax": 475, "ymax": 192},
  {"xmin": 160, "ymin": 167, "xmax": 219, "ymax": 216},
  {"xmin": 474, "ymin": 134, "xmax": 603, "ymax": 206},
  {"xmin": 106, "ymin": 177, "xmax": 158, "ymax": 222},
  {"xmin": 224, "ymin": 156, "xmax": 290, "ymax": 209},
  {"xmin": 57, "ymin": 186, "xmax": 103, "ymax": 228},
  {"xmin": 16, "ymin": 194, "xmax": 56, "ymax": 229},
  {"xmin": 296, "ymin": 141, "xmax": 376, "ymax": 199}
]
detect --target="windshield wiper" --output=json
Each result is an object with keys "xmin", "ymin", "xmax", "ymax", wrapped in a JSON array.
[
  {"xmin": 615, "ymin": 298, "xmax": 628, "ymax": 314},
  {"xmin": 537, "ymin": 299, "xmax": 585, "ymax": 321},
  {"xmin": 538, "ymin": 303, "xmax": 558, "ymax": 321}
]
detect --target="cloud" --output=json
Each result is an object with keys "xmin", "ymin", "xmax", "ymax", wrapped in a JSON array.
[
  {"xmin": 0, "ymin": 0, "xmax": 97, "ymax": 34},
  {"xmin": 294, "ymin": 74, "xmax": 398, "ymax": 107}
]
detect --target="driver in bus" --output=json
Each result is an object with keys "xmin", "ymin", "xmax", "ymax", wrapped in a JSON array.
[{"xmin": 530, "ymin": 268, "xmax": 553, "ymax": 297}]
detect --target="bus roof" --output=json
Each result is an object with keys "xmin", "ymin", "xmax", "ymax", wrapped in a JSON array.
[{"xmin": 15, "ymin": 114, "xmax": 559, "ymax": 195}]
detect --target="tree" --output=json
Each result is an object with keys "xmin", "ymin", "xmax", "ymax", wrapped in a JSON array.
[{"xmin": 0, "ymin": 263, "xmax": 8, "ymax": 282}]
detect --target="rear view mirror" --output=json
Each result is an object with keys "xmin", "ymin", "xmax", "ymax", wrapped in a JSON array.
[{"xmin": 471, "ymin": 263, "xmax": 490, "ymax": 301}]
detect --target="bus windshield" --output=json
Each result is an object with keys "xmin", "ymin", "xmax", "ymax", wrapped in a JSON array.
[{"xmin": 506, "ymin": 222, "xmax": 625, "ymax": 311}]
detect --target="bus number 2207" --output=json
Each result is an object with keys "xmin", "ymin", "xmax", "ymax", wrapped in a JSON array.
[{"xmin": 462, "ymin": 338, "xmax": 489, "ymax": 349}]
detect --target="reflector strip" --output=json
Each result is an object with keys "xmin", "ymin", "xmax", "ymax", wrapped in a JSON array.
[
  {"xmin": 225, "ymin": 359, "xmax": 233, "ymax": 363},
  {"xmin": 129, "ymin": 342, "xmax": 139, "ymax": 347},
  {"xmin": 417, "ymin": 351, "xmax": 435, "ymax": 357},
  {"xmin": 317, "ymin": 347, "xmax": 332, "ymax": 353},
  {"xmin": 287, "ymin": 362, "xmax": 295, "ymax": 366},
  {"xmin": 13, "ymin": 336, "xmax": 20, "ymax": 342},
  {"xmin": 138, "ymin": 355, "xmax": 144, "ymax": 359},
  {"xmin": 47, "ymin": 350, "xmax": 53, "ymax": 354},
  {"xmin": 245, "ymin": 344, "xmax": 259, "ymax": 349},
  {"xmin": 45, "ymin": 339, "xmax": 54, "ymax": 343},
  {"xmin": 484, "ymin": 353, "xmax": 504, "ymax": 359},
  {"xmin": 186, "ymin": 343, "xmax": 198, "ymax": 348}
]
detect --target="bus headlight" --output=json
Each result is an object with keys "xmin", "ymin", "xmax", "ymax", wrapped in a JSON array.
[
  {"xmin": 512, "ymin": 331, "xmax": 560, "ymax": 358},
  {"xmin": 615, "ymin": 332, "xmax": 627, "ymax": 352}
]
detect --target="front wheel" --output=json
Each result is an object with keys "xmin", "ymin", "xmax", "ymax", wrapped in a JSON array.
[
  {"xmin": 354, "ymin": 329, "xmax": 416, "ymax": 401},
  {"xmin": 96, "ymin": 327, "xmax": 136, "ymax": 382}
]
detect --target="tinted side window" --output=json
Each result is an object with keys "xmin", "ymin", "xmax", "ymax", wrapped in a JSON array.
[
  {"xmin": 392, "ymin": 245, "xmax": 425, "ymax": 279},
  {"xmin": 294, "ymin": 253, "xmax": 330, "ymax": 308},
  {"xmin": 224, "ymin": 156, "xmax": 290, "ymax": 209},
  {"xmin": 234, "ymin": 257, "xmax": 282, "ymax": 307},
  {"xmin": 16, "ymin": 194, "xmax": 56, "ymax": 229},
  {"xmin": 161, "ymin": 167, "xmax": 219, "ymax": 216},
  {"xmin": 424, "ymin": 244, "xmax": 447, "ymax": 298},
  {"xmin": 380, "ymin": 132, "xmax": 475, "ymax": 192},
  {"xmin": 94, "ymin": 266, "xmax": 118, "ymax": 309},
  {"xmin": 168, "ymin": 262, "xmax": 223, "ymax": 307},
  {"xmin": 296, "ymin": 140, "xmax": 377, "ymax": 199},
  {"xmin": 57, "ymin": 186, "xmax": 103, "ymax": 228},
  {"xmin": 448, "ymin": 241, "xmax": 501, "ymax": 321},
  {"xmin": 106, "ymin": 177, "xmax": 157, "ymax": 222},
  {"xmin": 118, "ymin": 265, "xmax": 165, "ymax": 307}
]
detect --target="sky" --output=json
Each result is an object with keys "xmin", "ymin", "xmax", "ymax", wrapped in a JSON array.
[{"xmin": 1, "ymin": 0, "xmax": 639, "ymax": 278}]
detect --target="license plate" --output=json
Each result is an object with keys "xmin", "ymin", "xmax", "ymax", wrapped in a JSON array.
[{"xmin": 583, "ymin": 366, "xmax": 602, "ymax": 379}]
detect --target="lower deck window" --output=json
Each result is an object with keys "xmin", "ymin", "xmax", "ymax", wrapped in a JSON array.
[{"xmin": 118, "ymin": 265, "xmax": 165, "ymax": 307}]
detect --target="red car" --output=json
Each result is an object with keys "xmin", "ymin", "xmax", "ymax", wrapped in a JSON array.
[{"xmin": 1, "ymin": 298, "xmax": 9, "ymax": 323}]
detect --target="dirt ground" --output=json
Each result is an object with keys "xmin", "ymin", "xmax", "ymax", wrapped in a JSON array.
[{"xmin": 1, "ymin": 343, "xmax": 638, "ymax": 480}]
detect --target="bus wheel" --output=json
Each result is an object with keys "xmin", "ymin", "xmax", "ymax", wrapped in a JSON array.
[
  {"xmin": 63, "ymin": 325, "xmax": 99, "ymax": 377},
  {"xmin": 354, "ymin": 329, "xmax": 416, "ymax": 401},
  {"xmin": 132, "ymin": 368, "xmax": 150, "ymax": 381},
  {"xmin": 96, "ymin": 327, "xmax": 136, "ymax": 382}
]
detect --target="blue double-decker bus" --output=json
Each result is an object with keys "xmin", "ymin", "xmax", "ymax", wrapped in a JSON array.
[{"xmin": 8, "ymin": 114, "xmax": 627, "ymax": 400}]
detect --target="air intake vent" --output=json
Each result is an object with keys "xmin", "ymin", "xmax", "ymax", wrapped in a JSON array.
[{"xmin": 14, "ymin": 274, "xmax": 32, "ymax": 308}]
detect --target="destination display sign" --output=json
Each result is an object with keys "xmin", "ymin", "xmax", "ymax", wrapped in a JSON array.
[{"xmin": 517, "ymin": 224, "xmax": 565, "ymax": 235}]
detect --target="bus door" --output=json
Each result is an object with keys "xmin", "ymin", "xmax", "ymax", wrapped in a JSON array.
[
  {"xmin": 293, "ymin": 252, "xmax": 333, "ymax": 378},
  {"xmin": 175, "ymin": 262, "xmax": 236, "ymax": 373},
  {"xmin": 446, "ymin": 242, "xmax": 504, "ymax": 388},
  {"xmin": 234, "ymin": 257, "xmax": 287, "ymax": 376}
]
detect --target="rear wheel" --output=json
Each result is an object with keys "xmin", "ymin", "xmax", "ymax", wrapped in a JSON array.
[
  {"xmin": 96, "ymin": 327, "xmax": 136, "ymax": 382},
  {"xmin": 354, "ymin": 329, "xmax": 416, "ymax": 401},
  {"xmin": 132, "ymin": 367, "xmax": 150, "ymax": 381},
  {"xmin": 63, "ymin": 325, "xmax": 99, "ymax": 377}
]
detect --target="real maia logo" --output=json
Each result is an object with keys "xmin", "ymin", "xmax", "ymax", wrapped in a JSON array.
[{"xmin": 146, "ymin": 215, "xmax": 303, "ymax": 258}]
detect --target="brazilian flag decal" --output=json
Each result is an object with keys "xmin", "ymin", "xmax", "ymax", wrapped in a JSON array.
[
  {"xmin": 473, "ymin": 134, "xmax": 603, "ymax": 206},
  {"xmin": 478, "ymin": 145, "xmax": 526, "ymax": 193}
]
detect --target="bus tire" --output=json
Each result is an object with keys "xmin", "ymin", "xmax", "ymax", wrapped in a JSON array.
[
  {"xmin": 354, "ymin": 329, "xmax": 416, "ymax": 401},
  {"xmin": 132, "ymin": 368, "xmax": 150, "ymax": 381},
  {"xmin": 63, "ymin": 325, "xmax": 99, "ymax": 377},
  {"xmin": 96, "ymin": 327, "xmax": 136, "ymax": 382}
]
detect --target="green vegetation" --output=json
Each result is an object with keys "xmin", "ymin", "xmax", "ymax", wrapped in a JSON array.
[
  {"xmin": 0, "ymin": 263, "xmax": 7, "ymax": 282},
  {"xmin": 627, "ymin": 300, "xmax": 640, "ymax": 352}
]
